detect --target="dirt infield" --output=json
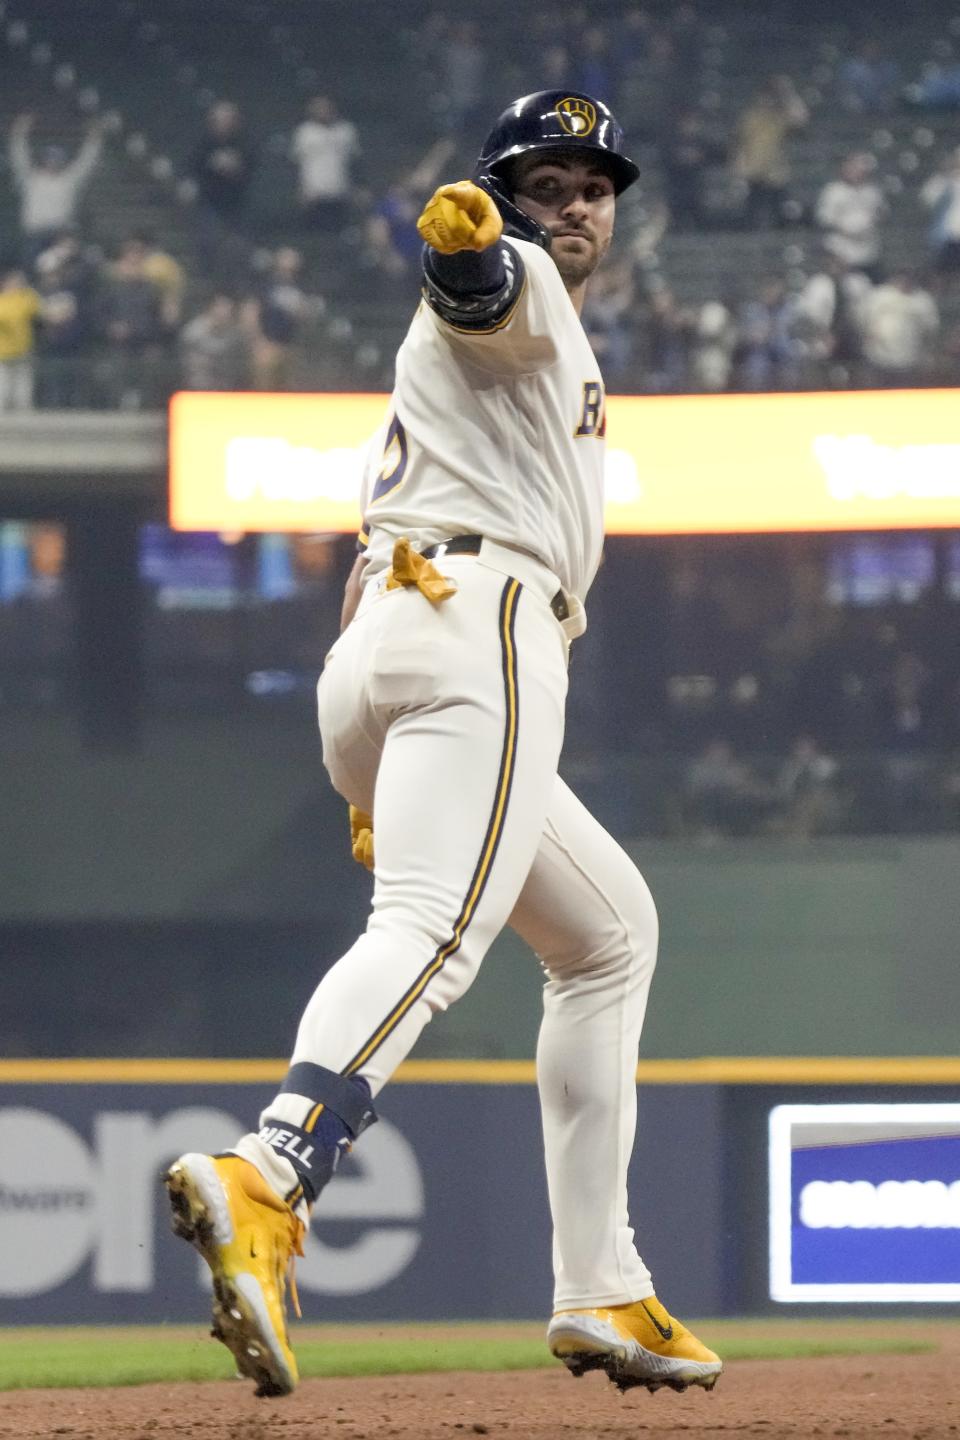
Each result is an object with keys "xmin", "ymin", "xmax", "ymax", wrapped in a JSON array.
[{"xmin": 2, "ymin": 1334, "xmax": 959, "ymax": 1440}]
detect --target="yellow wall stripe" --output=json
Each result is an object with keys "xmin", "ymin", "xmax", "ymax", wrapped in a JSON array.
[
  {"xmin": 342, "ymin": 578, "xmax": 521, "ymax": 1078},
  {"xmin": 2, "ymin": 1057, "xmax": 959, "ymax": 1085}
]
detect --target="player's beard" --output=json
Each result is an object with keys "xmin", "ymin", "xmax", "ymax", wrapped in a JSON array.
[{"xmin": 550, "ymin": 231, "xmax": 609, "ymax": 290}]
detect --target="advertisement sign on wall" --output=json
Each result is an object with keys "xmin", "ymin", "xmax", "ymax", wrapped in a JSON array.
[
  {"xmin": 169, "ymin": 389, "xmax": 960, "ymax": 536},
  {"xmin": 769, "ymin": 1103, "xmax": 960, "ymax": 1302},
  {"xmin": 0, "ymin": 1079, "xmax": 723, "ymax": 1324}
]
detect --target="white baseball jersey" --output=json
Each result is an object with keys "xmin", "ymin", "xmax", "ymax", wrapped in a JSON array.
[{"xmin": 357, "ymin": 237, "xmax": 607, "ymax": 602}]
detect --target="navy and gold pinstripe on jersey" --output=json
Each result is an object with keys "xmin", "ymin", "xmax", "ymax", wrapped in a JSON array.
[{"xmin": 341, "ymin": 577, "xmax": 522, "ymax": 1079}]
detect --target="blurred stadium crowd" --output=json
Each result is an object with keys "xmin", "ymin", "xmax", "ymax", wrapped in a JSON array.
[
  {"xmin": 1, "ymin": 0, "xmax": 959, "ymax": 840},
  {"xmin": 4, "ymin": 0, "xmax": 960, "ymax": 401}
]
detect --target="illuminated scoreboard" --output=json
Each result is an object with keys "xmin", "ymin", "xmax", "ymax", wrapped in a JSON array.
[{"xmin": 769, "ymin": 1105, "xmax": 960, "ymax": 1302}]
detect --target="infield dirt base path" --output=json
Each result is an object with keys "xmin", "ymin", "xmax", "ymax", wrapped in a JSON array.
[{"xmin": 2, "ymin": 1343, "xmax": 959, "ymax": 1440}]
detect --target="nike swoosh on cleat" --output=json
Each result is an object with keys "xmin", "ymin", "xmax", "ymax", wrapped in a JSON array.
[{"xmin": 640, "ymin": 1302, "xmax": 673, "ymax": 1341}]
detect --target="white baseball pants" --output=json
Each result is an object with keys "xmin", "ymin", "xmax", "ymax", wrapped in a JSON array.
[{"xmin": 262, "ymin": 542, "xmax": 658, "ymax": 1309}]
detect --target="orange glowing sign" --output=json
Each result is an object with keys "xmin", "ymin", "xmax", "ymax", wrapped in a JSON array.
[{"xmin": 169, "ymin": 389, "xmax": 960, "ymax": 535}]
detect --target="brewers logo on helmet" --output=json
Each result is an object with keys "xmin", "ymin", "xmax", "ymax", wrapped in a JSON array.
[{"xmin": 555, "ymin": 96, "xmax": 597, "ymax": 136}]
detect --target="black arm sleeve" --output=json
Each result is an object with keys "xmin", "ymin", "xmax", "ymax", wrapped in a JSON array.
[{"xmin": 421, "ymin": 241, "xmax": 525, "ymax": 332}]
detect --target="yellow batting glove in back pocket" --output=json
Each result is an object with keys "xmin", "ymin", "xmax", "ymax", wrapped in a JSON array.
[
  {"xmin": 349, "ymin": 805, "xmax": 374, "ymax": 871},
  {"xmin": 417, "ymin": 180, "xmax": 503, "ymax": 254}
]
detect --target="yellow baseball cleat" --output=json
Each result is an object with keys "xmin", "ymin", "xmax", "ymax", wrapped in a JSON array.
[
  {"xmin": 547, "ymin": 1294, "xmax": 723, "ymax": 1393},
  {"xmin": 165, "ymin": 1152, "xmax": 305, "ymax": 1397}
]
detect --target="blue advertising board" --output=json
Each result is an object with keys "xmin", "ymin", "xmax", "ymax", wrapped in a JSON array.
[
  {"xmin": 769, "ymin": 1104, "xmax": 960, "ymax": 1302},
  {"xmin": 0, "ymin": 1077, "xmax": 724, "ymax": 1324}
]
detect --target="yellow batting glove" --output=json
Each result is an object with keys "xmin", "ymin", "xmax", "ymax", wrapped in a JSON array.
[
  {"xmin": 349, "ymin": 805, "xmax": 374, "ymax": 871},
  {"xmin": 417, "ymin": 180, "xmax": 503, "ymax": 254}
]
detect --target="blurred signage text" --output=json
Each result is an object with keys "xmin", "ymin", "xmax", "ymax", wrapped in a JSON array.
[{"xmin": 170, "ymin": 390, "xmax": 960, "ymax": 535}]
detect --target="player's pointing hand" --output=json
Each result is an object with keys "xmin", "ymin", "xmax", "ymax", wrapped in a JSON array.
[{"xmin": 417, "ymin": 180, "xmax": 504, "ymax": 254}]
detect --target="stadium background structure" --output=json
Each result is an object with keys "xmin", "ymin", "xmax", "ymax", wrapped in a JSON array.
[{"xmin": 1, "ymin": 2, "xmax": 960, "ymax": 1428}]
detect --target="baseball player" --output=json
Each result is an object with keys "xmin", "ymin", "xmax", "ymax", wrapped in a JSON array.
[{"xmin": 166, "ymin": 90, "xmax": 723, "ymax": 1400}]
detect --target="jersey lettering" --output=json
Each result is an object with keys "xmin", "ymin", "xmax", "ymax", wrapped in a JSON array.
[
  {"xmin": 370, "ymin": 415, "xmax": 409, "ymax": 506},
  {"xmin": 574, "ymin": 381, "xmax": 606, "ymax": 438}
]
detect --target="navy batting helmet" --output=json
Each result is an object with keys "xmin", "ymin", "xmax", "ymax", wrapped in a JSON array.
[{"xmin": 474, "ymin": 90, "xmax": 639, "ymax": 247}]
